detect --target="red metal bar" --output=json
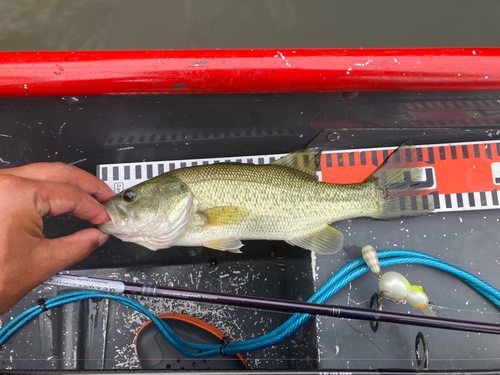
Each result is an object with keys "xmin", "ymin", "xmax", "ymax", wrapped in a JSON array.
[{"xmin": 0, "ymin": 48, "xmax": 499, "ymax": 97}]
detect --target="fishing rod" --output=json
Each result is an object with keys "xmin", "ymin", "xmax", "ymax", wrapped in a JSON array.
[{"xmin": 44, "ymin": 273, "xmax": 500, "ymax": 336}]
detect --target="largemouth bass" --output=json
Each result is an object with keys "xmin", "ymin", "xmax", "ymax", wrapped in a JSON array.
[{"xmin": 98, "ymin": 146, "xmax": 433, "ymax": 254}]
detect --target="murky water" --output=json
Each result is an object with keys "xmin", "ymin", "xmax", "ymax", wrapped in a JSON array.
[{"xmin": 0, "ymin": 0, "xmax": 499, "ymax": 52}]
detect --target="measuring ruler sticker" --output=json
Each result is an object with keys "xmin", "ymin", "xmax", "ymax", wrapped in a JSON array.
[
  {"xmin": 98, "ymin": 140, "xmax": 500, "ymax": 214},
  {"xmin": 320, "ymin": 141, "xmax": 500, "ymax": 213},
  {"xmin": 98, "ymin": 153, "xmax": 288, "ymax": 192}
]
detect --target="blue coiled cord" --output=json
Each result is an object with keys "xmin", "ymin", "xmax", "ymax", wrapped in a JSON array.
[{"xmin": 1, "ymin": 249, "xmax": 500, "ymax": 358}]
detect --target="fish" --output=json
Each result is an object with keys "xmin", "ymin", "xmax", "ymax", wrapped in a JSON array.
[{"xmin": 98, "ymin": 144, "xmax": 434, "ymax": 254}]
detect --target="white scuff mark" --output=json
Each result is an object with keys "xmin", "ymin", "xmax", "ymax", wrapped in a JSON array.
[
  {"xmin": 117, "ymin": 146, "xmax": 134, "ymax": 151},
  {"xmin": 485, "ymin": 76, "xmax": 489, "ymax": 79},
  {"xmin": 0, "ymin": 134, "xmax": 12, "ymax": 138},
  {"xmin": 355, "ymin": 59, "xmax": 373, "ymax": 67},
  {"xmin": 394, "ymin": 58, "xmax": 400, "ymax": 64},
  {"xmin": 0, "ymin": 158, "xmax": 11, "ymax": 164},
  {"xmin": 335, "ymin": 345, "xmax": 340, "ymax": 355},
  {"xmin": 59, "ymin": 122, "xmax": 66, "ymax": 136},
  {"xmin": 473, "ymin": 50, "xmax": 476, "ymax": 55},
  {"xmin": 274, "ymin": 51, "xmax": 291, "ymax": 67},
  {"xmin": 311, "ymin": 252, "xmax": 318, "ymax": 281},
  {"xmin": 54, "ymin": 122, "xmax": 66, "ymax": 149},
  {"xmin": 458, "ymin": 74, "xmax": 461, "ymax": 76},
  {"xmin": 69, "ymin": 158, "xmax": 87, "ymax": 165}
]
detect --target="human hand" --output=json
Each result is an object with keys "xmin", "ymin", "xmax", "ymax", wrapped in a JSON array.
[{"xmin": 0, "ymin": 162, "xmax": 115, "ymax": 314}]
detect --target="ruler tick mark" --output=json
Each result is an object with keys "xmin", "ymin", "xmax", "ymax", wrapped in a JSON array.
[
  {"xmin": 474, "ymin": 144, "xmax": 481, "ymax": 158},
  {"xmin": 410, "ymin": 196, "xmax": 417, "ymax": 211},
  {"xmin": 480, "ymin": 192, "xmax": 487, "ymax": 206},
  {"xmin": 422, "ymin": 195, "xmax": 429, "ymax": 210},
  {"xmin": 426, "ymin": 147, "xmax": 435, "ymax": 164},
  {"xmin": 450, "ymin": 145, "xmax": 457, "ymax": 160},
  {"xmin": 468, "ymin": 192, "xmax": 475, "ymax": 207},
  {"xmin": 348, "ymin": 152, "xmax": 355, "ymax": 166},
  {"xmin": 405, "ymin": 148, "xmax": 412, "ymax": 162},
  {"xmin": 326, "ymin": 153, "xmax": 332, "ymax": 168},
  {"xmin": 445, "ymin": 194, "xmax": 452, "ymax": 208},
  {"xmin": 399, "ymin": 196, "xmax": 406, "ymax": 211},
  {"xmin": 360, "ymin": 151, "xmax": 366, "ymax": 165},
  {"xmin": 439, "ymin": 146, "xmax": 446, "ymax": 161},
  {"xmin": 493, "ymin": 189, "xmax": 499, "ymax": 206},
  {"xmin": 485, "ymin": 144, "xmax": 492, "ymax": 160},
  {"xmin": 371, "ymin": 150, "xmax": 378, "ymax": 167},
  {"xmin": 462, "ymin": 145, "xmax": 469, "ymax": 159},
  {"xmin": 337, "ymin": 153, "xmax": 344, "ymax": 167},
  {"xmin": 382, "ymin": 149, "xmax": 389, "ymax": 162},
  {"xmin": 394, "ymin": 149, "xmax": 401, "ymax": 163}
]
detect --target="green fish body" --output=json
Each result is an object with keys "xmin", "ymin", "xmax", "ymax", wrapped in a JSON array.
[{"xmin": 98, "ymin": 148, "xmax": 432, "ymax": 254}]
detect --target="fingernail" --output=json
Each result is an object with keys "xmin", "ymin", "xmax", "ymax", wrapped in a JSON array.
[{"xmin": 98, "ymin": 234, "xmax": 110, "ymax": 246}]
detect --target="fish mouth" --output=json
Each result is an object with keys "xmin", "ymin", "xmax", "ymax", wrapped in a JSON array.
[{"xmin": 98, "ymin": 202, "xmax": 129, "ymax": 233}]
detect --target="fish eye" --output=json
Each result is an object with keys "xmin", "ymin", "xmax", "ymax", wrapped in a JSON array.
[{"xmin": 123, "ymin": 190, "xmax": 136, "ymax": 202}]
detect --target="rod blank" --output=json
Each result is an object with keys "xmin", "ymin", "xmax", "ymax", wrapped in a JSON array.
[{"xmin": 44, "ymin": 274, "xmax": 500, "ymax": 336}]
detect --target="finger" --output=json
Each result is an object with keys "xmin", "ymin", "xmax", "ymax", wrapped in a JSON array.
[
  {"xmin": 38, "ymin": 228, "xmax": 109, "ymax": 275},
  {"xmin": 33, "ymin": 180, "xmax": 111, "ymax": 224},
  {"xmin": 1, "ymin": 162, "xmax": 115, "ymax": 202}
]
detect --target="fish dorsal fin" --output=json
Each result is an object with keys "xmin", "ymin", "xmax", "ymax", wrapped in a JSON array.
[
  {"xmin": 287, "ymin": 225, "xmax": 344, "ymax": 254},
  {"xmin": 204, "ymin": 238, "xmax": 243, "ymax": 253},
  {"xmin": 271, "ymin": 150, "xmax": 321, "ymax": 178},
  {"xmin": 199, "ymin": 206, "xmax": 249, "ymax": 226}
]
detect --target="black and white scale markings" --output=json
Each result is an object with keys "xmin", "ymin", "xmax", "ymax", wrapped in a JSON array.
[{"xmin": 97, "ymin": 141, "xmax": 500, "ymax": 214}]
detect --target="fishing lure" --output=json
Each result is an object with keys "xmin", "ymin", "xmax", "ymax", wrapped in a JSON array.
[
  {"xmin": 362, "ymin": 244, "xmax": 380, "ymax": 277},
  {"xmin": 379, "ymin": 271, "xmax": 436, "ymax": 317}
]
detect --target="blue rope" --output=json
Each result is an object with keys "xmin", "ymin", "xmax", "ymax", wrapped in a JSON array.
[{"xmin": 1, "ymin": 249, "xmax": 500, "ymax": 358}]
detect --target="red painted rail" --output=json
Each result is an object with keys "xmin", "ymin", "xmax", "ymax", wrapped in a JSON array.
[{"xmin": 0, "ymin": 48, "xmax": 499, "ymax": 97}]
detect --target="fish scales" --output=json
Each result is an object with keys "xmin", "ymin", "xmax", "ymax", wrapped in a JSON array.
[{"xmin": 170, "ymin": 163, "xmax": 381, "ymax": 245}]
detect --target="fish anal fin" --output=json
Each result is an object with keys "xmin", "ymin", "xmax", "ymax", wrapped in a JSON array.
[
  {"xmin": 200, "ymin": 206, "xmax": 248, "ymax": 227},
  {"xmin": 287, "ymin": 225, "xmax": 344, "ymax": 254},
  {"xmin": 271, "ymin": 149, "xmax": 320, "ymax": 178},
  {"xmin": 204, "ymin": 238, "xmax": 243, "ymax": 253}
]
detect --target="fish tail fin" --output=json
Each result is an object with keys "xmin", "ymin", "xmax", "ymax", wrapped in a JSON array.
[{"xmin": 371, "ymin": 142, "xmax": 435, "ymax": 219}]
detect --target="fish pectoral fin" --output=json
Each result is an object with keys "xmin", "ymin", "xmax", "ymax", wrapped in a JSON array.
[
  {"xmin": 200, "ymin": 206, "xmax": 248, "ymax": 227},
  {"xmin": 270, "ymin": 149, "xmax": 320, "ymax": 178},
  {"xmin": 203, "ymin": 238, "xmax": 244, "ymax": 253},
  {"xmin": 287, "ymin": 225, "xmax": 344, "ymax": 254}
]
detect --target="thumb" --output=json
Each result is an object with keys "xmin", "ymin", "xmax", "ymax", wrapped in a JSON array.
[{"xmin": 40, "ymin": 228, "xmax": 110, "ymax": 274}]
